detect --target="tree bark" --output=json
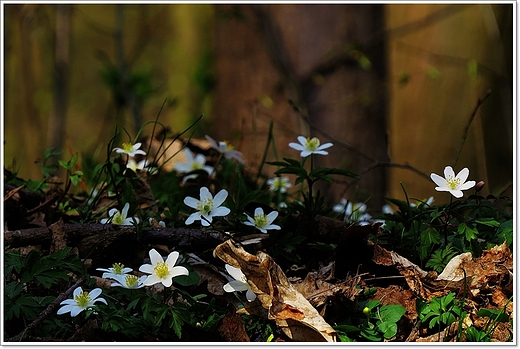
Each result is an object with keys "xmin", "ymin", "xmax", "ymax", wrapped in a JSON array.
[{"xmin": 211, "ymin": 4, "xmax": 389, "ymax": 209}]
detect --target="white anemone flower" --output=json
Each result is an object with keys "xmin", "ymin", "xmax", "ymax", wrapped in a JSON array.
[
  {"xmin": 139, "ymin": 249, "xmax": 189, "ymax": 287},
  {"xmin": 266, "ymin": 176, "xmax": 292, "ymax": 193},
  {"xmin": 111, "ymin": 274, "xmax": 147, "ymax": 289},
  {"xmin": 96, "ymin": 263, "xmax": 133, "ymax": 280},
  {"xmin": 430, "ymin": 166, "xmax": 476, "ymax": 198},
  {"xmin": 183, "ymin": 187, "xmax": 230, "ymax": 226},
  {"xmin": 125, "ymin": 159, "xmax": 158, "ymax": 175},
  {"xmin": 223, "ymin": 264, "xmax": 256, "ymax": 302},
  {"xmin": 243, "ymin": 207, "xmax": 281, "ymax": 234},
  {"xmin": 288, "ymin": 136, "xmax": 333, "ymax": 157},
  {"xmin": 100, "ymin": 203, "xmax": 139, "ymax": 225},
  {"xmin": 174, "ymin": 148, "xmax": 214, "ymax": 182},
  {"xmin": 205, "ymin": 135, "xmax": 244, "ymax": 163},
  {"xmin": 57, "ymin": 287, "xmax": 107, "ymax": 317},
  {"xmin": 113, "ymin": 142, "xmax": 146, "ymax": 157}
]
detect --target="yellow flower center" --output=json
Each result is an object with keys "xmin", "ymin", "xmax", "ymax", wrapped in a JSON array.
[
  {"xmin": 306, "ymin": 137, "xmax": 320, "ymax": 151},
  {"xmin": 197, "ymin": 198, "xmax": 214, "ymax": 214},
  {"xmin": 112, "ymin": 211, "xmax": 124, "ymax": 225},
  {"xmin": 75, "ymin": 291, "xmax": 91, "ymax": 308},
  {"xmin": 122, "ymin": 143, "xmax": 134, "ymax": 153},
  {"xmin": 124, "ymin": 275, "xmax": 139, "ymax": 287},
  {"xmin": 190, "ymin": 161, "xmax": 203, "ymax": 171},
  {"xmin": 254, "ymin": 213, "xmax": 268, "ymax": 228},
  {"xmin": 112, "ymin": 263, "xmax": 125, "ymax": 274},
  {"xmin": 223, "ymin": 141, "xmax": 235, "ymax": 151},
  {"xmin": 446, "ymin": 176, "xmax": 461, "ymax": 190},
  {"xmin": 154, "ymin": 262, "xmax": 170, "ymax": 279}
]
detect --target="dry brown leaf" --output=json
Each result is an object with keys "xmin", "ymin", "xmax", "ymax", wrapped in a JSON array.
[
  {"xmin": 218, "ymin": 309, "xmax": 250, "ymax": 342},
  {"xmin": 214, "ymin": 240, "xmax": 338, "ymax": 342}
]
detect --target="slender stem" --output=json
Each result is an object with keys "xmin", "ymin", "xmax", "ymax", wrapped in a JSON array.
[
  {"xmin": 444, "ymin": 196, "xmax": 453, "ymax": 246},
  {"xmin": 307, "ymin": 155, "xmax": 314, "ymax": 217}
]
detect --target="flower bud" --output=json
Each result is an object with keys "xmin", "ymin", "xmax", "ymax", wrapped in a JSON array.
[
  {"xmin": 475, "ymin": 181, "xmax": 485, "ymax": 192},
  {"xmin": 363, "ymin": 307, "xmax": 371, "ymax": 316}
]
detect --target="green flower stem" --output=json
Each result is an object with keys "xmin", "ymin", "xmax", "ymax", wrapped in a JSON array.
[{"xmin": 444, "ymin": 196, "xmax": 453, "ymax": 246}]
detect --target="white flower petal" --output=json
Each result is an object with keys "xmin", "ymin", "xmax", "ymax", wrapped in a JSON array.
[
  {"xmin": 213, "ymin": 189, "xmax": 229, "ymax": 207},
  {"xmin": 57, "ymin": 304, "xmax": 74, "ymax": 315},
  {"xmin": 183, "ymin": 197, "xmax": 199, "ymax": 209},
  {"xmin": 450, "ymin": 190, "xmax": 464, "ymax": 198},
  {"xmin": 139, "ymin": 264, "xmax": 154, "ymax": 274},
  {"xmin": 288, "ymin": 142, "xmax": 305, "ymax": 151},
  {"xmin": 143, "ymin": 274, "xmax": 162, "ymax": 286},
  {"xmin": 296, "ymin": 136, "xmax": 307, "ymax": 145},
  {"xmin": 88, "ymin": 288, "xmax": 102, "ymax": 300},
  {"xmin": 93, "ymin": 297, "xmax": 108, "ymax": 305},
  {"xmin": 265, "ymin": 224, "xmax": 281, "ymax": 230},
  {"xmin": 199, "ymin": 187, "xmax": 212, "ymax": 200},
  {"xmin": 435, "ymin": 186, "xmax": 452, "ymax": 192},
  {"xmin": 318, "ymin": 142, "xmax": 333, "ymax": 150},
  {"xmin": 148, "ymin": 249, "xmax": 163, "ymax": 265},
  {"xmin": 211, "ymin": 206, "xmax": 230, "ymax": 217},
  {"xmin": 224, "ymin": 280, "xmax": 250, "ymax": 292},
  {"xmin": 171, "ymin": 266, "xmax": 189, "ymax": 278},
  {"xmin": 185, "ymin": 212, "xmax": 200, "ymax": 225},
  {"xmin": 70, "ymin": 306, "xmax": 85, "ymax": 317},
  {"xmin": 165, "ymin": 251, "xmax": 180, "ymax": 268},
  {"xmin": 246, "ymin": 288, "xmax": 257, "ymax": 302},
  {"xmin": 300, "ymin": 150, "xmax": 312, "ymax": 157},
  {"xmin": 121, "ymin": 203, "xmax": 130, "ymax": 218},
  {"xmin": 225, "ymin": 264, "xmax": 245, "ymax": 281},
  {"xmin": 266, "ymin": 211, "xmax": 279, "ymax": 223},
  {"xmin": 430, "ymin": 173, "xmax": 448, "ymax": 187},
  {"xmin": 161, "ymin": 277, "xmax": 173, "ymax": 287},
  {"xmin": 456, "ymin": 168, "xmax": 470, "ymax": 183},
  {"xmin": 459, "ymin": 181, "xmax": 476, "ymax": 191},
  {"xmin": 73, "ymin": 287, "xmax": 83, "ymax": 298},
  {"xmin": 443, "ymin": 166, "xmax": 455, "ymax": 179},
  {"xmin": 253, "ymin": 207, "xmax": 264, "ymax": 216}
]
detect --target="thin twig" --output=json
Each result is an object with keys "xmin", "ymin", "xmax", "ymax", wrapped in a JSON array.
[
  {"xmin": 452, "ymin": 89, "xmax": 492, "ymax": 166},
  {"xmin": 7, "ymin": 278, "xmax": 85, "ymax": 342}
]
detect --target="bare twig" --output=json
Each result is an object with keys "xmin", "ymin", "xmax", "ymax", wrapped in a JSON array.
[
  {"xmin": 452, "ymin": 90, "xmax": 492, "ymax": 166},
  {"xmin": 7, "ymin": 278, "xmax": 85, "ymax": 342}
]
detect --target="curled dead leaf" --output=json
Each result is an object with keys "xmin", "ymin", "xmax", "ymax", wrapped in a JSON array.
[{"xmin": 214, "ymin": 240, "xmax": 338, "ymax": 342}]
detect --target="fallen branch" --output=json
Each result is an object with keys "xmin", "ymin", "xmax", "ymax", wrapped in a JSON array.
[{"xmin": 5, "ymin": 223, "xmax": 229, "ymax": 251}]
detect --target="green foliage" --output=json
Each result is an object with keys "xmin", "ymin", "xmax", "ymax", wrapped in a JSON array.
[
  {"xmin": 417, "ymin": 293, "xmax": 465, "ymax": 331},
  {"xmin": 425, "ymin": 244, "xmax": 458, "ymax": 273},
  {"xmin": 334, "ymin": 298, "xmax": 407, "ymax": 342},
  {"xmin": 376, "ymin": 193, "xmax": 512, "ymax": 267},
  {"xmin": 4, "ymin": 247, "xmax": 88, "ymax": 337}
]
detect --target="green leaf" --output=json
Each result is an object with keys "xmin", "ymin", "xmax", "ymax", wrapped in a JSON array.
[
  {"xmin": 458, "ymin": 222, "xmax": 478, "ymax": 241},
  {"xmin": 169, "ymin": 309, "xmax": 184, "ymax": 338},
  {"xmin": 377, "ymin": 321, "xmax": 398, "ymax": 339},
  {"xmin": 379, "ymin": 304, "xmax": 406, "ymax": 323},
  {"xmin": 174, "ymin": 270, "xmax": 200, "ymax": 287},
  {"xmin": 477, "ymin": 308, "xmax": 510, "ymax": 323},
  {"xmin": 475, "ymin": 218, "xmax": 500, "ymax": 227}
]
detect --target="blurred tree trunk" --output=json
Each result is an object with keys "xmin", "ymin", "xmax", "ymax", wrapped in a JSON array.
[
  {"xmin": 211, "ymin": 4, "xmax": 389, "ymax": 208},
  {"xmin": 47, "ymin": 4, "xmax": 71, "ymax": 162}
]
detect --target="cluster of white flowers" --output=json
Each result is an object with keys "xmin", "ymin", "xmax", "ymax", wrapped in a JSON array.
[
  {"xmin": 58, "ymin": 249, "xmax": 189, "ymax": 317},
  {"xmin": 70, "ymin": 134, "xmax": 479, "ymax": 318}
]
